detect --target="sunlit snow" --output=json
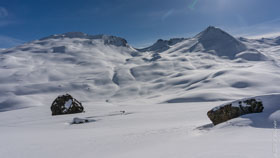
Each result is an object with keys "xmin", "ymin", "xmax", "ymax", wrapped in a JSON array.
[{"xmin": 1, "ymin": 27, "xmax": 280, "ymax": 158}]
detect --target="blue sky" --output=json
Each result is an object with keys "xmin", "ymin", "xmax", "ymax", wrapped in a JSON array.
[{"xmin": 1, "ymin": 0, "xmax": 280, "ymax": 48}]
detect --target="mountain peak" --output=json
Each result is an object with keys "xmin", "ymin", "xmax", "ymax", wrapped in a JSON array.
[
  {"xmin": 204, "ymin": 26, "xmax": 220, "ymax": 32},
  {"xmin": 40, "ymin": 32, "xmax": 88, "ymax": 40},
  {"xmin": 196, "ymin": 26, "xmax": 228, "ymax": 39},
  {"xmin": 91, "ymin": 34, "xmax": 128, "ymax": 47},
  {"xmin": 191, "ymin": 26, "xmax": 247, "ymax": 59},
  {"xmin": 206, "ymin": 26, "xmax": 220, "ymax": 30}
]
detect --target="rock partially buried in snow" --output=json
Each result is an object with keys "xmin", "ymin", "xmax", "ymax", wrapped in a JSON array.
[
  {"xmin": 51, "ymin": 94, "xmax": 84, "ymax": 115},
  {"xmin": 72, "ymin": 117, "xmax": 89, "ymax": 124},
  {"xmin": 207, "ymin": 98, "xmax": 264, "ymax": 125}
]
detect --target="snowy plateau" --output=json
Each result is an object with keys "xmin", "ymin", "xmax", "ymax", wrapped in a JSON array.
[{"xmin": 1, "ymin": 26, "xmax": 280, "ymax": 157}]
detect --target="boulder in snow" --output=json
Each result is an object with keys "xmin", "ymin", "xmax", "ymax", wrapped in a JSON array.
[
  {"xmin": 72, "ymin": 117, "xmax": 89, "ymax": 124},
  {"xmin": 51, "ymin": 94, "xmax": 84, "ymax": 115},
  {"xmin": 207, "ymin": 98, "xmax": 264, "ymax": 125}
]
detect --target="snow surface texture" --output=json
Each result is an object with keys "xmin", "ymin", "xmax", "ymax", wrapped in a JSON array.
[
  {"xmin": 1, "ymin": 26, "xmax": 280, "ymax": 157},
  {"xmin": 1, "ymin": 99, "xmax": 280, "ymax": 158},
  {"xmin": 1, "ymin": 26, "xmax": 280, "ymax": 111}
]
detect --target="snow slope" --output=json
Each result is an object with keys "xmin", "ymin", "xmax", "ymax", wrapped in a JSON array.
[
  {"xmin": 1, "ymin": 26, "xmax": 280, "ymax": 111},
  {"xmin": 1, "ymin": 97, "xmax": 280, "ymax": 158},
  {"xmin": 1, "ymin": 26, "xmax": 280, "ymax": 157}
]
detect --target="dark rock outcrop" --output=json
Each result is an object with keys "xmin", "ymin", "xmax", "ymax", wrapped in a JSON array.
[
  {"xmin": 207, "ymin": 98, "xmax": 264, "ymax": 125},
  {"xmin": 52, "ymin": 46, "xmax": 66, "ymax": 53},
  {"xmin": 51, "ymin": 94, "xmax": 84, "ymax": 115},
  {"xmin": 138, "ymin": 38, "xmax": 186, "ymax": 53}
]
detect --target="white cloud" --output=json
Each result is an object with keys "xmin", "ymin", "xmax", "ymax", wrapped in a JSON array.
[{"xmin": 0, "ymin": 7, "xmax": 8, "ymax": 18}]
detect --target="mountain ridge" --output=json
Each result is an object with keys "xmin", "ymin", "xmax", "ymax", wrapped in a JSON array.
[
  {"xmin": 3, "ymin": 26, "xmax": 280, "ymax": 59},
  {"xmin": 40, "ymin": 32, "xmax": 129, "ymax": 47},
  {"xmin": 1, "ymin": 26, "xmax": 280, "ymax": 111}
]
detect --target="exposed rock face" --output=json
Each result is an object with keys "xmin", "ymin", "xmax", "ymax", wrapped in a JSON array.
[
  {"xmin": 207, "ymin": 98, "xmax": 264, "ymax": 125},
  {"xmin": 138, "ymin": 38, "xmax": 186, "ymax": 52},
  {"xmin": 51, "ymin": 94, "xmax": 84, "ymax": 115},
  {"xmin": 52, "ymin": 46, "xmax": 66, "ymax": 53},
  {"xmin": 275, "ymin": 37, "xmax": 280, "ymax": 45}
]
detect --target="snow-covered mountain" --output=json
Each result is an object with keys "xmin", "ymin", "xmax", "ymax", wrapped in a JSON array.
[
  {"xmin": 191, "ymin": 26, "xmax": 247, "ymax": 59},
  {"xmin": 138, "ymin": 37, "xmax": 187, "ymax": 52},
  {"xmin": 40, "ymin": 32, "xmax": 130, "ymax": 47},
  {"xmin": 1, "ymin": 26, "xmax": 280, "ymax": 111},
  {"xmin": 2, "ymin": 26, "xmax": 280, "ymax": 158}
]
